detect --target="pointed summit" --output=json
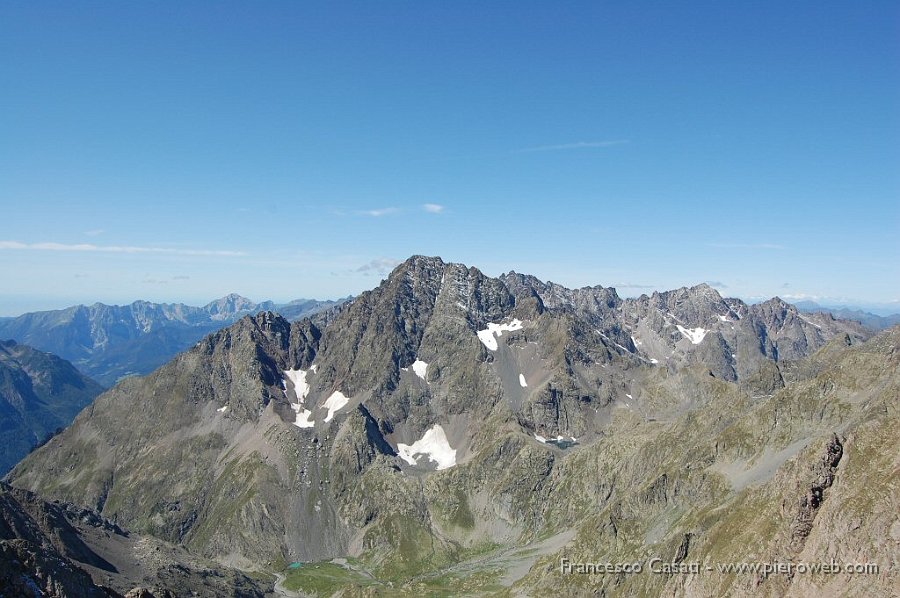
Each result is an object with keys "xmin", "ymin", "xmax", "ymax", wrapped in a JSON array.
[{"xmin": 203, "ymin": 293, "xmax": 258, "ymax": 320}]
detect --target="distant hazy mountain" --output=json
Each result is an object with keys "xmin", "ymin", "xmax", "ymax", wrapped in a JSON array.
[
  {"xmin": 0, "ymin": 294, "xmax": 347, "ymax": 386},
  {"xmin": 11, "ymin": 256, "xmax": 894, "ymax": 597},
  {"xmin": 0, "ymin": 341, "xmax": 103, "ymax": 474},
  {"xmin": 795, "ymin": 300, "xmax": 900, "ymax": 331}
]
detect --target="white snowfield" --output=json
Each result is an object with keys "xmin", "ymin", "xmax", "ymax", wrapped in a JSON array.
[
  {"xmin": 799, "ymin": 314, "xmax": 822, "ymax": 330},
  {"xmin": 519, "ymin": 374, "xmax": 528, "ymax": 387},
  {"xmin": 412, "ymin": 359, "xmax": 428, "ymax": 381},
  {"xmin": 291, "ymin": 404, "xmax": 315, "ymax": 428},
  {"xmin": 283, "ymin": 368, "xmax": 316, "ymax": 427},
  {"xmin": 283, "ymin": 368, "xmax": 310, "ymax": 401},
  {"xmin": 397, "ymin": 424, "xmax": 457, "ymax": 470},
  {"xmin": 676, "ymin": 325, "xmax": 708, "ymax": 345},
  {"xmin": 534, "ymin": 434, "xmax": 578, "ymax": 445},
  {"xmin": 217, "ymin": 405, "xmax": 228, "ymax": 413},
  {"xmin": 323, "ymin": 390, "xmax": 349, "ymax": 422},
  {"xmin": 476, "ymin": 319, "xmax": 524, "ymax": 351}
]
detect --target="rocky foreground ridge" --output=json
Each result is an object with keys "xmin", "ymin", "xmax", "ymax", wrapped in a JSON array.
[
  {"xmin": 7, "ymin": 256, "xmax": 897, "ymax": 596},
  {"xmin": 0, "ymin": 481, "xmax": 272, "ymax": 597}
]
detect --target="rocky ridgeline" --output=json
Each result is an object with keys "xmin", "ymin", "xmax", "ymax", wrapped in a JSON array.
[{"xmin": 7, "ymin": 256, "xmax": 894, "ymax": 596}]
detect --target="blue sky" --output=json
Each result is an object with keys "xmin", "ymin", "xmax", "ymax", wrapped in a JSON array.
[{"xmin": 1, "ymin": 1, "xmax": 898, "ymax": 315}]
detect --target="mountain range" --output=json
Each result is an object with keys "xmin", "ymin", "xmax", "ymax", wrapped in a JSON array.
[
  {"xmin": 794, "ymin": 300, "xmax": 900, "ymax": 331},
  {"xmin": 0, "ymin": 295, "xmax": 348, "ymax": 387},
  {"xmin": 5, "ymin": 256, "xmax": 897, "ymax": 596}
]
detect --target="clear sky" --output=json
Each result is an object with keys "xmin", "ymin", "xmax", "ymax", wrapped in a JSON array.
[{"xmin": 1, "ymin": 1, "xmax": 898, "ymax": 316}]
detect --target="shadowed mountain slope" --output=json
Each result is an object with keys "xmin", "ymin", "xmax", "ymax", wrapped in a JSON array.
[{"xmin": 0, "ymin": 341, "xmax": 104, "ymax": 474}]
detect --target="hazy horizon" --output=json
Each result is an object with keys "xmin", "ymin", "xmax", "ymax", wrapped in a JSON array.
[{"xmin": 2, "ymin": 253, "xmax": 898, "ymax": 319}]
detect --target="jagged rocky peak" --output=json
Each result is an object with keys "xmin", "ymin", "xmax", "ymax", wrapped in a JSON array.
[
  {"xmin": 753, "ymin": 295, "xmax": 797, "ymax": 322},
  {"xmin": 200, "ymin": 310, "xmax": 292, "ymax": 352},
  {"xmin": 651, "ymin": 283, "xmax": 724, "ymax": 313},
  {"xmin": 378, "ymin": 255, "xmax": 515, "ymax": 324},
  {"xmin": 502, "ymin": 271, "xmax": 621, "ymax": 317},
  {"xmin": 437, "ymin": 262, "xmax": 515, "ymax": 325},
  {"xmin": 310, "ymin": 256, "xmax": 515, "ymax": 397},
  {"xmin": 203, "ymin": 293, "xmax": 258, "ymax": 319},
  {"xmin": 392, "ymin": 254, "xmax": 446, "ymax": 284},
  {"xmin": 621, "ymin": 282, "xmax": 738, "ymax": 332}
]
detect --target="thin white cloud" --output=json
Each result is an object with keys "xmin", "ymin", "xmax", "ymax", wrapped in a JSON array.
[
  {"xmin": 610, "ymin": 282, "xmax": 656, "ymax": 289},
  {"xmin": 0, "ymin": 240, "xmax": 246, "ymax": 257},
  {"xmin": 515, "ymin": 140, "xmax": 629, "ymax": 153},
  {"xmin": 357, "ymin": 208, "xmax": 399, "ymax": 217},
  {"xmin": 83, "ymin": 229, "xmax": 105, "ymax": 237},
  {"xmin": 356, "ymin": 258, "xmax": 402, "ymax": 275},
  {"xmin": 422, "ymin": 203, "xmax": 445, "ymax": 214},
  {"xmin": 706, "ymin": 242, "xmax": 785, "ymax": 250}
]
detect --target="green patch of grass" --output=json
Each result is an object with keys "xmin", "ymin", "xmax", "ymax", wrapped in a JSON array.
[
  {"xmin": 281, "ymin": 562, "xmax": 378, "ymax": 595},
  {"xmin": 402, "ymin": 567, "xmax": 506, "ymax": 597},
  {"xmin": 243, "ymin": 569, "xmax": 277, "ymax": 584}
]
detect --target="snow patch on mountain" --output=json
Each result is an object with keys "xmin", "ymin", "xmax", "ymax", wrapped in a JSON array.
[
  {"xmin": 323, "ymin": 391, "xmax": 349, "ymax": 422},
  {"xmin": 676, "ymin": 325, "xmax": 708, "ymax": 345},
  {"xmin": 283, "ymin": 368, "xmax": 310, "ymax": 401},
  {"xmin": 799, "ymin": 315, "xmax": 822, "ymax": 330},
  {"xmin": 597, "ymin": 330, "xmax": 632, "ymax": 353},
  {"xmin": 477, "ymin": 319, "xmax": 524, "ymax": 351},
  {"xmin": 534, "ymin": 434, "xmax": 578, "ymax": 449},
  {"xmin": 291, "ymin": 404, "xmax": 315, "ymax": 428},
  {"xmin": 519, "ymin": 374, "xmax": 528, "ymax": 387},
  {"xmin": 283, "ymin": 368, "xmax": 316, "ymax": 426},
  {"xmin": 397, "ymin": 425, "xmax": 457, "ymax": 470},
  {"xmin": 412, "ymin": 359, "xmax": 428, "ymax": 381}
]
